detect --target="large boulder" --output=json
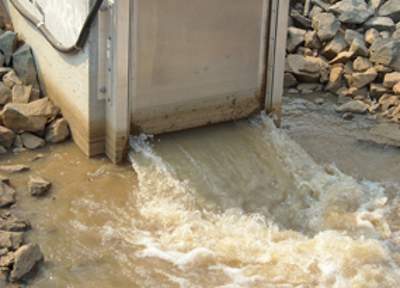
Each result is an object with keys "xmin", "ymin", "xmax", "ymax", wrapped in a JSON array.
[
  {"xmin": 10, "ymin": 244, "xmax": 43, "ymax": 281},
  {"xmin": 329, "ymin": 0, "xmax": 374, "ymax": 24},
  {"xmin": 312, "ymin": 12, "xmax": 341, "ymax": 42},
  {"xmin": 0, "ymin": 31, "xmax": 16, "ymax": 65},
  {"xmin": 2, "ymin": 98, "xmax": 59, "ymax": 133},
  {"xmin": 378, "ymin": 0, "xmax": 400, "ymax": 22},
  {"xmin": 12, "ymin": 45, "xmax": 39, "ymax": 90}
]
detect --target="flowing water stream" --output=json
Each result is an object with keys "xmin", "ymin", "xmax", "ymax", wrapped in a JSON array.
[{"xmin": 4, "ymin": 115, "xmax": 400, "ymax": 287}]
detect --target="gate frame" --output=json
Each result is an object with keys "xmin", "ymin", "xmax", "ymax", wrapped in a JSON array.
[{"xmin": 104, "ymin": 0, "xmax": 289, "ymax": 163}]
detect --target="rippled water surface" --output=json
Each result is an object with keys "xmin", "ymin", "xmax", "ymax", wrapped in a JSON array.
[{"xmin": 3, "ymin": 116, "xmax": 400, "ymax": 287}]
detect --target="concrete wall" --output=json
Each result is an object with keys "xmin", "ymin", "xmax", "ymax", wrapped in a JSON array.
[
  {"xmin": 130, "ymin": 0, "xmax": 269, "ymax": 134},
  {"xmin": 4, "ymin": 0, "xmax": 105, "ymax": 156}
]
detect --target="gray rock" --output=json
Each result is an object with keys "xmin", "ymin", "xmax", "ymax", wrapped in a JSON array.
[
  {"xmin": 370, "ymin": 83, "xmax": 390, "ymax": 98},
  {"xmin": 45, "ymin": 118, "xmax": 70, "ymax": 144},
  {"xmin": 287, "ymin": 27, "xmax": 306, "ymax": 52},
  {"xmin": 20, "ymin": 133, "xmax": 45, "ymax": 150},
  {"xmin": 28, "ymin": 176, "xmax": 51, "ymax": 197},
  {"xmin": 0, "ymin": 231, "xmax": 23, "ymax": 250},
  {"xmin": 0, "ymin": 165, "xmax": 29, "ymax": 174},
  {"xmin": 329, "ymin": 0, "xmax": 374, "ymax": 24},
  {"xmin": 365, "ymin": 28, "xmax": 381, "ymax": 45},
  {"xmin": 383, "ymin": 72, "xmax": 400, "ymax": 88},
  {"xmin": 287, "ymin": 54, "xmax": 320, "ymax": 82},
  {"xmin": 0, "ymin": 31, "xmax": 16, "ymax": 66},
  {"xmin": 378, "ymin": 0, "xmax": 400, "ymax": 22},
  {"xmin": 0, "ymin": 212, "xmax": 30, "ymax": 232},
  {"xmin": 10, "ymin": 244, "xmax": 43, "ymax": 281},
  {"xmin": 2, "ymin": 98, "xmax": 59, "ymax": 133},
  {"xmin": 322, "ymin": 34, "xmax": 349, "ymax": 59},
  {"xmin": 0, "ymin": 126, "xmax": 15, "ymax": 149},
  {"xmin": 326, "ymin": 64, "xmax": 344, "ymax": 91},
  {"xmin": 11, "ymin": 85, "xmax": 32, "ymax": 104},
  {"xmin": 343, "ymin": 112, "xmax": 354, "ymax": 120},
  {"xmin": 364, "ymin": 16, "xmax": 395, "ymax": 31},
  {"xmin": 304, "ymin": 31, "xmax": 322, "ymax": 50},
  {"xmin": 344, "ymin": 29, "xmax": 364, "ymax": 45},
  {"xmin": 284, "ymin": 73, "xmax": 298, "ymax": 88},
  {"xmin": 0, "ymin": 183, "xmax": 15, "ymax": 208},
  {"xmin": 0, "ymin": 82, "xmax": 11, "ymax": 105},
  {"xmin": 393, "ymin": 29, "xmax": 400, "ymax": 39},
  {"xmin": 369, "ymin": 39, "xmax": 400, "ymax": 70},
  {"xmin": 312, "ymin": 12, "xmax": 341, "ymax": 41},
  {"xmin": 12, "ymin": 45, "xmax": 39, "ymax": 89},
  {"xmin": 2, "ymin": 70, "xmax": 22, "ymax": 89},
  {"xmin": 368, "ymin": 0, "xmax": 384, "ymax": 10},
  {"xmin": 330, "ymin": 50, "xmax": 355, "ymax": 64},
  {"xmin": 297, "ymin": 83, "xmax": 323, "ymax": 94},
  {"xmin": 290, "ymin": 9, "xmax": 312, "ymax": 29},
  {"xmin": 336, "ymin": 100, "xmax": 370, "ymax": 113},
  {"xmin": 353, "ymin": 56, "xmax": 372, "ymax": 71},
  {"xmin": 346, "ymin": 67, "xmax": 378, "ymax": 88},
  {"xmin": 349, "ymin": 38, "xmax": 369, "ymax": 57}
]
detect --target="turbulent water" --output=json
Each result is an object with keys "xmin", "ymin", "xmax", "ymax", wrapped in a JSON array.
[{"xmin": 9, "ymin": 115, "xmax": 400, "ymax": 287}]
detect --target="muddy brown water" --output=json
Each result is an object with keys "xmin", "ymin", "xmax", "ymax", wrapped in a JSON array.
[{"xmin": 2, "ymin": 114, "xmax": 400, "ymax": 287}]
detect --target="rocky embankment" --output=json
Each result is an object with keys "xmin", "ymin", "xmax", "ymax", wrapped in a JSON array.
[
  {"xmin": 0, "ymin": 17, "xmax": 70, "ymax": 286},
  {"xmin": 286, "ymin": 0, "xmax": 400, "ymax": 121}
]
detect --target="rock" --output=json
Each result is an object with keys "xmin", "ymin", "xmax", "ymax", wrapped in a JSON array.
[
  {"xmin": 284, "ymin": 73, "xmax": 298, "ymax": 88},
  {"xmin": 330, "ymin": 50, "xmax": 355, "ymax": 64},
  {"xmin": 353, "ymin": 56, "xmax": 372, "ymax": 71},
  {"xmin": 379, "ymin": 94, "xmax": 400, "ymax": 111},
  {"xmin": 326, "ymin": 64, "xmax": 344, "ymax": 91},
  {"xmin": 290, "ymin": 9, "xmax": 312, "ymax": 29},
  {"xmin": 370, "ymin": 83, "xmax": 390, "ymax": 99},
  {"xmin": 364, "ymin": 16, "xmax": 395, "ymax": 31},
  {"xmin": 304, "ymin": 31, "xmax": 322, "ymax": 50},
  {"xmin": 393, "ymin": 29, "xmax": 400, "ymax": 39},
  {"xmin": 336, "ymin": 100, "xmax": 370, "ymax": 114},
  {"xmin": 349, "ymin": 38, "xmax": 369, "ymax": 57},
  {"xmin": 287, "ymin": 27, "xmax": 306, "ymax": 52},
  {"xmin": 11, "ymin": 85, "xmax": 32, "ymax": 104},
  {"xmin": 374, "ymin": 64, "xmax": 393, "ymax": 73},
  {"xmin": 369, "ymin": 0, "xmax": 384, "ymax": 10},
  {"xmin": 380, "ymin": 31, "xmax": 391, "ymax": 39},
  {"xmin": 369, "ymin": 39, "xmax": 400, "ymax": 69},
  {"xmin": 365, "ymin": 28, "xmax": 381, "ymax": 45},
  {"xmin": 287, "ymin": 54, "xmax": 320, "ymax": 82},
  {"xmin": 342, "ymin": 112, "xmax": 354, "ymax": 120},
  {"xmin": 378, "ymin": 0, "xmax": 400, "ymax": 22},
  {"xmin": 310, "ymin": 5, "xmax": 323, "ymax": 18},
  {"xmin": 2, "ymin": 98, "xmax": 59, "ymax": 133},
  {"xmin": 297, "ymin": 83, "xmax": 323, "ymax": 94},
  {"xmin": 322, "ymin": 34, "xmax": 349, "ymax": 59},
  {"xmin": 12, "ymin": 45, "xmax": 39, "ymax": 90},
  {"xmin": 315, "ymin": 98, "xmax": 325, "ymax": 105},
  {"xmin": 45, "ymin": 118, "xmax": 70, "ymax": 144},
  {"xmin": 0, "ymin": 252, "xmax": 14, "ymax": 268},
  {"xmin": 344, "ymin": 29, "xmax": 364, "ymax": 45},
  {"xmin": 0, "ymin": 165, "xmax": 29, "ymax": 174},
  {"xmin": 0, "ymin": 82, "xmax": 11, "ymax": 105},
  {"xmin": 393, "ymin": 82, "xmax": 400, "ymax": 95},
  {"xmin": 0, "ymin": 146, "xmax": 6, "ymax": 155},
  {"xmin": 10, "ymin": 244, "xmax": 43, "ymax": 281},
  {"xmin": 2, "ymin": 71, "xmax": 22, "ymax": 89},
  {"xmin": 0, "ymin": 126, "xmax": 15, "ymax": 149},
  {"xmin": 329, "ymin": 0, "xmax": 374, "ymax": 24},
  {"xmin": 0, "ymin": 183, "xmax": 15, "ymax": 208},
  {"xmin": 0, "ymin": 31, "xmax": 16, "ymax": 65},
  {"xmin": 0, "ymin": 231, "xmax": 23, "ymax": 250},
  {"xmin": 311, "ymin": 0, "xmax": 331, "ymax": 11},
  {"xmin": 0, "ymin": 212, "xmax": 30, "ymax": 232},
  {"xmin": 28, "ymin": 176, "xmax": 51, "ymax": 197},
  {"xmin": 20, "ymin": 133, "xmax": 45, "ymax": 150},
  {"xmin": 346, "ymin": 67, "xmax": 377, "ymax": 88},
  {"xmin": 383, "ymin": 72, "xmax": 400, "ymax": 88},
  {"xmin": 312, "ymin": 12, "xmax": 341, "ymax": 42}
]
